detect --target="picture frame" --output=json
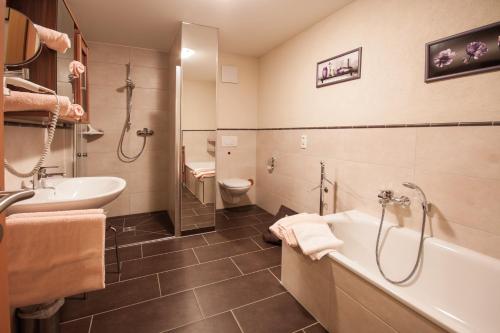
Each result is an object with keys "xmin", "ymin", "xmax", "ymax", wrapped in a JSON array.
[
  {"xmin": 316, "ymin": 47, "xmax": 362, "ymax": 88},
  {"xmin": 425, "ymin": 21, "xmax": 500, "ymax": 82}
]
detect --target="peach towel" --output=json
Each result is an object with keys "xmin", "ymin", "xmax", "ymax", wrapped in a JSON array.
[
  {"xmin": 270, "ymin": 213, "xmax": 341, "ymax": 260},
  {"xmin": 33, "ymin": 24, "xmax": 71, "ymax": 53},
  {"xmin": 6, "ymin": 210, "xmax": 106, "ymax": 307},
  {"xmin": 69, "ymin": 60, "xmax": 85, "ymax": 78},
  {"xmin": 193, "ymin": 170, "xmax": 215, "ymax": 180},
  {"xmin": 5, "ymin": 91, "xmax": 83, "ymax": 120}
]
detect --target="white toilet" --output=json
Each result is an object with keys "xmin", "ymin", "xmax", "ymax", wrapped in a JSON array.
[{"xmin": 218, "ymin": 178, "xmax": 253, "ymax": 204}]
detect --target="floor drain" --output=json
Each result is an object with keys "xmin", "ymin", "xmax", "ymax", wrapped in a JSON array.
[{"xmin": 123, "ymin": 226, "xmax": 136, "ymax": 232}]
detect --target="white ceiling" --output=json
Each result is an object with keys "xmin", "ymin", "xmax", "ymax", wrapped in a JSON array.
[{"xmin": 65, "ymin": 0, "xmax": 353, "ymax": 56}]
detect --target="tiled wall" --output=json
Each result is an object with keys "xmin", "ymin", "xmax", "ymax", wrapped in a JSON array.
[
  {"xmin": 4, "ymin": 125, "xmax": 73, "ymax": 190},
  {"xmin": 182, "ymin": 131, "xmax": 215, "ymax": 163},
  {"xmin": 256, "ymin": 126, "xmax": 500, "ymax": 259},
  {"xmin": 86, "ymin": 42, "xmax": 169, "ymax": 217},
  {"xmin": 216, "ymin": 54, "xmax": 259, "ymax": 209}
]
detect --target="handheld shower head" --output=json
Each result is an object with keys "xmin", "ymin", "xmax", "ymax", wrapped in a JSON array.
[{"xmin": 403, "ymin": 182, "xmax": 429, "ymax": 213}]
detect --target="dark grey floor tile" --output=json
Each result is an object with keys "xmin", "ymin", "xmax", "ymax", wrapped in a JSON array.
[
  {"xmin": 167, "ymin": 312, "xmax": 241, "ymax": 333},
  {"xmin": 159, "ymin": 258, "xmax": 241, "ymax": 295},
  {"xmin": 232, "ymin": 247, "xmax": 282, "ymax": 274},
  {"xmin": 222, "ymin": 205, "xmax": 266, "ymax": 218},
  {"xmin": 105, "ymin": 264, "xmax": 119, "ymax": 284},
  {"xmin": 61, "ymin": 275, "xmax": 160, "ymax": 321},
  {"xmin": 194, "ymin": 238, "xmax": 260, "ymax": 263},
  {"xmin": 122, "ymin": 212, "xmax": 153, "ymax": 227},
  {"xmin": 142, "ymin": 235, "xmax": 207, "ymax": 257},
  {"xmin": 90, "ymin": 291, "xmax": 202, "ymax": 333},
  {"xmin": 255, "ymin": 213, "xmax": 276, "ymax": 223},
  {"xmin": 195, "ymin": 270, "xmax": 284, "ymax": 317},
  {"xmin": 233, "ymin": 293, "xmax": 315, "ymax": 333},
  {"xmin": 60, "ymin": 317, "xmax": 91, "ymax": 333},
  {"xmin": 269, "ymin": 266, "xmax": 281, "ymax": 280},
  {"xmin": 251, "ymin": 235, "xmax": 277, "ymax": 249},
  {"xmin": 252, "ymin": 222, "xmax": 273, "ymax": 234},
  {"xmin": 216, "ymin": 215, "xmax": 261, "ymax": 230},
  {"xmin": 106, "ymin": 216, "xmax": 124, "ymax": 227},
  {"xmin": 304, "ymin": 323, "xmax": 328, "ymax": 333},
  {"xmin": 121, "ymin": 249, "xmax": 198, "ymax": 280},
  {"xmin": 105, "ymin": 245, "xmax": 142, "ymax": 265},
  {"xmin": 203, "ymin": 226, "xmax": 260, "ymax": 244}
]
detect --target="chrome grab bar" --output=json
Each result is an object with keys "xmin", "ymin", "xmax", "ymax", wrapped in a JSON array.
[{"xmin": 0, "ymin": 190, "xmax": 35, "ymax": 214}]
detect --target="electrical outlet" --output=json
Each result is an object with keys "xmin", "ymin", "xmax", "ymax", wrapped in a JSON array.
[{"xmin": 300, "ymin": 135, "xmax": 307, "ymax": 149}]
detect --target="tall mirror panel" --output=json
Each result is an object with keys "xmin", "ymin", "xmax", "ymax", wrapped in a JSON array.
[{"xmin": 180, "ymin": 23, "xmax": 218, "ymax": 234}]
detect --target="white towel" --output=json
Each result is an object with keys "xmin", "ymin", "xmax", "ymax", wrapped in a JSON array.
[
  {"xmin": 269, "ymin": 213, "xmax": 325, "ymax": 246},
  {"xmin": 291, "ymin": 223, "xmax": 343, "ymax": 260}
]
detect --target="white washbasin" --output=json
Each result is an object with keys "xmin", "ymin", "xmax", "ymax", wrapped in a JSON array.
[{"xmin": 6, "ymin": 177, "xmax": 127, "ymax": 214}]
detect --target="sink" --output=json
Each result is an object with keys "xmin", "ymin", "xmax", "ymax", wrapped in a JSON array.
[{"xmin": 6, "ymin": 177, "xmax": 127, "ymax": 214}]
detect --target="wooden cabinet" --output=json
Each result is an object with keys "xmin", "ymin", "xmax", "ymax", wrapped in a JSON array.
[{"xmin": 5, "ymin": 0, "xmax": 90, "ymax": 124}]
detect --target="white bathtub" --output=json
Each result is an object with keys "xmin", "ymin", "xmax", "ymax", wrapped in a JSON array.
[{"xmin": 323, "ymin": 210, "xmax": 500, "ymax": 333}]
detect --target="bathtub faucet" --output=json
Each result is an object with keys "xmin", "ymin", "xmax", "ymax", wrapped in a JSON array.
[{"xmin": 377, "ymin": 189, "xmax": 410, "ymax": 208}]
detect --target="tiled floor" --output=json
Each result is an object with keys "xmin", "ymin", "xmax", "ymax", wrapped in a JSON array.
[
  {"xmin": 181, "ymin": 187, "xmax": 215, "ymax": 232},
  {"xmin": 106, "ymin": 211, "xmax": 175, "ymax": 247},
  {"xmin": 60, "ymin": 205, "xmax": 327, "ymax": 333}
]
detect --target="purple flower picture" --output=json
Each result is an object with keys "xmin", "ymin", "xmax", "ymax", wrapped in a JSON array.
[
  {"xmin": 426, "ymin": 21, "xmax": 500, "ymax": 82},
  {"xmin": 463, "ymin": 41, "xmax": 488, "ymax": 63},
  {"xmin": 433, "ymin": 49, "xmax": 456, "ymax": 68}
]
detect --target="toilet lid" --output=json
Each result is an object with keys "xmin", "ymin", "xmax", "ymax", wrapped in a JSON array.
[{"xmin": 222, "ymin": 178, "xmax": 251, "ymax": 188}]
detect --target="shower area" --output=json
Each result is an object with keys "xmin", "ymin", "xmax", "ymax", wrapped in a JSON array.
[{"xmin": 77, "ymin": 41, "xmax": 174, "ymax": 245}]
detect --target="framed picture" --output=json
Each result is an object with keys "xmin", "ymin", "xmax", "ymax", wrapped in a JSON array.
[
  {"xmin": 425, "ymin": 21, "xmax": 500, "ymax": 82},
  {"xmin": 316, "ymin": 47, "xmax": 362, "ymax": 88}
]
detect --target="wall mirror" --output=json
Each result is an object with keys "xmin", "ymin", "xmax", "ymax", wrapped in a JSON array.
[
  {"xmin": 180, "ymin": 22, "xmax": 218, "ymax": 234},
  {"xmin": 4, "ymin": 7, "xmax": 42, "ymax": 67}
]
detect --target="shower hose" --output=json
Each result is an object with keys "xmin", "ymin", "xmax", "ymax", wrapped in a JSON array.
[
  {"xmin": 4, "ymin": 92, "xmax": 60, "ymax": 178},
  {"xmin": 375, "ymin": 203, "xmax": 427, "ymax": 284}
]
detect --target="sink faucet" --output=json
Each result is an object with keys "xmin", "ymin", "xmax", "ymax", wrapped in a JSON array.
[{"xmin": 32, "ymin": 166, "xmax": 65, "ymax": 190}]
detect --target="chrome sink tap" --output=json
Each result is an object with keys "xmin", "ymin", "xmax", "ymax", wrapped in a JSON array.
[{"xmin": 32, "ymin": 166, "xmax": 65, "ymax": 190}]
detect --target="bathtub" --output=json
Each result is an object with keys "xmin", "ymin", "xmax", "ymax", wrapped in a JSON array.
[{"xmin": 281, "ymin": 210, "xmax": 500, "ymax": 333}]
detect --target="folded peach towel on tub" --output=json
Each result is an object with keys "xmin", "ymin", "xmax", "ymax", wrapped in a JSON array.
[
  {"xmin": 6, "ymin": 209, "xmax": 106, "ymax": 307},
  {"xmin": 270, "ymin": 213, "xmax": 343, "ymax": 260},
  {"xmin": 33, "ymin": 24, "xmax": 71, "ymax": 53}
]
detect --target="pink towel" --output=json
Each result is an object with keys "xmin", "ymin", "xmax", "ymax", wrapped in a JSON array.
[
  {"xmin": 6, "ymin": 211, "xmax": 106, "ymax": 307},
  {"xmin": 71, "ymin": 104, "xmax": 85, "ymax": 117},
  {"xmin": 69, "ymin": 60, "xmax": 85, "ymax": 78},
  {"xmin": 193, "ymin": 170, "xmax": 215, "ymax": 179},
  {"xmin": 8, "ymin": 209, "xmax": 104, "ymax": 219},
  {"xmin": 34, "ymin": 24, "xmax": 71, "ymax": 53},
  {"xmin": 5, "ymin": 91, "xmax": 83, "ymax": 120}
]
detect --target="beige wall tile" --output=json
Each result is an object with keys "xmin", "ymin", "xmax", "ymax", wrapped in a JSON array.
[
  {"xmin": 88, "ymin": 41, "xmax": 130, "ymax": 64},
  {"xmin": 131, "ymin": 65, "xmax": 168, "ymax": 90},
  {"xmin": 87, "ymin": 61, "xmax": 127, "ymax": 87},
  {"xmin": 130, "ymin": 47, "xmax": 168, "ymax": 69},
  {"xmin": 416, "ymin": 127, "xmax": 500, "ymax": 180}
]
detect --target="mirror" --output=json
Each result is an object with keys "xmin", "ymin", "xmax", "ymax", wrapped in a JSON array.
[
  {"xmin": 56, "ymin": 1, "xmax": 75, "ymax": 103},
  {"xmin": 4, "ymin": 7, "xmax": 42, "ymax": 67},
  {"xmin": 180, "ymin": 22, "xmax": 218, "ymax": 234}
]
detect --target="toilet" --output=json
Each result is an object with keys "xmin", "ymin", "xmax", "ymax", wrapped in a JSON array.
[{"xmin": 218, "ymin": 178, "xmax": 253, "ymax": 204}]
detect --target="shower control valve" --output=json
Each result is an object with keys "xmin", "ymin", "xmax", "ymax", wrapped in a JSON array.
[{"xmin": 378, "ymin": 190, "xmax": 394, "ymax": 205}]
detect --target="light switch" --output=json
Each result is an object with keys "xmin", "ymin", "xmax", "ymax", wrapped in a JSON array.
[
  {"xmin": 300, "ymin": 135, "xmax": 307, "ymax": 149},
  {"xmin": 222, "ymin": 135, "xmax": 238, "ymax": 147}
]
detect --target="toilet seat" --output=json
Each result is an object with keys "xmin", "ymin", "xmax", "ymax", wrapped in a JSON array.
[{"xmin": 220, "ymin": 178, "xmax": 251, "ymax": 189}]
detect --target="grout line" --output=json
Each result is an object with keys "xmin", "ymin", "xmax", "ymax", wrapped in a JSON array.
[
  {"xmin": 200, "ymin": 234, "xmax": 210, "ymax": 246},
  {"xmin": 192, "ymin": 289, "xmax": 206, "ymax": 318},
  {"xmin": 87, "ymin": 316, "xmax": 93, "ymax": 333},
  {"xmin": 209, "ymin": 291, "xmax": 288, "ymax": 319},
  {"xmin": 268, "ymin": 266, "xmax": 282, "ymax": 283},
  {"xmin": 230, "ymin": 257, "xmax": 245, "ymax": 275},
  {"xmin": 293, "ymin": 322, "xmax": 320, "ymax": 333},
  {"xmin": 230, "ymin": 310, "xmax": 245, "ymax": 333},
  {"xmin": 140, "ymin": 244, "xmax": 144, "ymax": 258},
  {"xmin": 192, "ymin": 248, "xmax": 201, "ymax": 264},
  {"xmin": 249, "ymin": 236, "xmax": 264, "ymax": 250},
  {"xmin": 59, "ymin": 315, "xmax": 92, "ymax": 325},
  {"xmin": 156, "ymin": 273, "xmax": 162, "ymax": 296}
]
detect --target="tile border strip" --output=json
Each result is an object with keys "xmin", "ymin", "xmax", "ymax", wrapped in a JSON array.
[{"xmin": 217, "ymin": 120, "xmax": 500, "ymax": 131}]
